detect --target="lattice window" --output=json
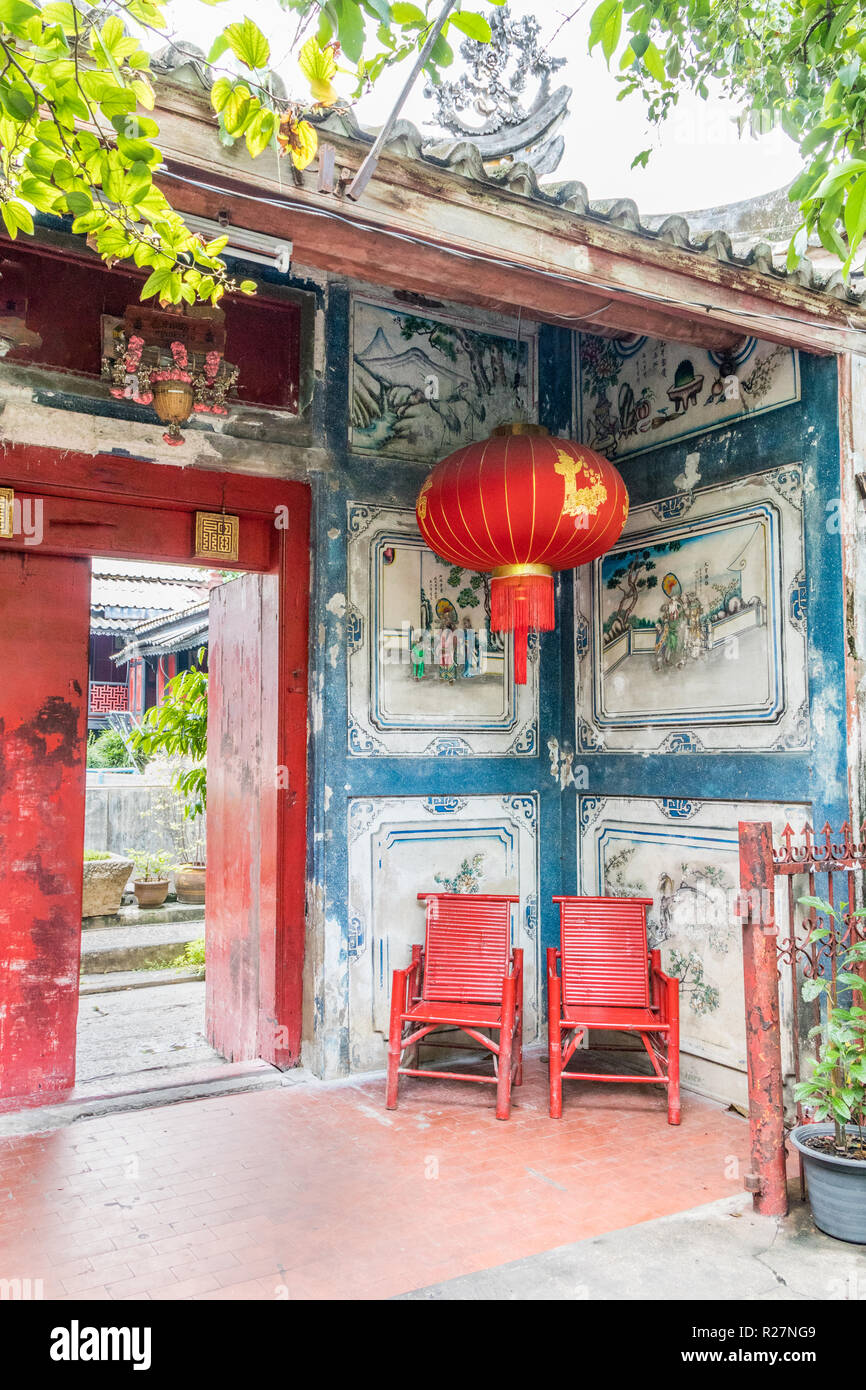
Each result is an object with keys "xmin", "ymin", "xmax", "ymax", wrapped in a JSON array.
[{"xmin": 89, "ymin": 682, "xmax": 129, "ymax": 714}]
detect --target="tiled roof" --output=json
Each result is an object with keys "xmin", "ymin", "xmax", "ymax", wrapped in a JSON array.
[
  {"xmin": 91, "ymin": 560, "xmax": 212, "ymax": 583},
  {"xmin": 313, "ymin": 108, "xmax": 864, "ymax": 307}
]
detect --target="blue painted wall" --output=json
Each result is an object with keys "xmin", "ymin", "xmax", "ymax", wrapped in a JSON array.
[
  {"xmin": 307, "ymin": 286, "xmax": 575, "ymax": 1073},
  {"xmin": 558, "ymin": 349, "xmax": 847, "ymax": 914},
  {"xmin": 307, "ymin": 281, "xmax": 848, "ymax": 1073}
]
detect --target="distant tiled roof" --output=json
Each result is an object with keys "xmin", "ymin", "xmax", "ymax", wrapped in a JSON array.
[
  {"xmin": 113, "ymin": 599, "xmax": 209, "ymax": 662},
  {"xmin": 90, "ymin": 563, "xmax": 210, "ymax": 635},
  {"xmin": 92, "ymin": 560, "xmax": 212, "ymax": 583}
]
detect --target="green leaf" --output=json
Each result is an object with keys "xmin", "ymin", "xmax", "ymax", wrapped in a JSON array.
[
  {"xmin": 1, "ymin": 199, "xmax": 33, "ymax": 238},
  {"xmin": 589, "ymin": 0, "xmax": 620, "ymax": 54},
  {"xmin": 70, "ymin": 209, "xmax": 108, "ymax": 233},
  {"xmin": 0, "ymin": 0, "xmax": 38, "ymax": 29},
  {"xmin": 391, "ymin": 1, "xmax": 425, "ymax": 21},
  {"xmin": 140, "ymin": 266, "xmax": 174, "ymax": 300},
  {"xmin": 845, "ymin": 171, "xmax": 866, "ymax": 250},
  {"xmin": 239, "ymin": 278, "xmax": 257, "ymax": 294},
  {"xmin": 0, "ymin": 83, "xmax": 35, "ymax": 120},
  {"xmin": 210, "ymin": 76, "xmax": 233, "ymax": 114},
  {"xmin": 335, "ymin": 0, "xmax": 365, "ymax": 63},
  {"xmin": 18, "ymin": 178, "xmax": 60, "ymax": 212},
  {"xmin": 65, "ymin": 190, "xmax": 93, "ymax": 215},
  {"xmin": 798, "ymin": 896, "xmax": 834, "ymax": 916},
  {"xmin": 122, "ymin": 162, "xmax": 150, "ymax": 207},
  {"xmin": 802, "ymin": 977, "xmax": 828, "ymax": 1002},
  {"xmin": 643, "ymin": 40, "xmax": 666, "ymax": 83},
  {"xmin": 224, "ymin": 17, "xmax": 270, "ymax": 71},
  {"xmin": 450, "ymin": 13, "xmax": 491, "ymax": 42},
  {"xmin": 116, "ymin": 134, "xmax": 159, "ymax": 166},
  {"xmin": 244, "ymin": 108, "xmax": 276, "ymax": 158}
]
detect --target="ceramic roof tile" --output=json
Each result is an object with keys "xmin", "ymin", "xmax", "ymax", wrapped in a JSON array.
[{"xmin": 312, "ymin": 107, "xmax": 864, "ymax": 306}]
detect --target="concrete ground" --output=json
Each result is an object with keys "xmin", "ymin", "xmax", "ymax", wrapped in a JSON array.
[
  {"xmin": 2, "ymin": 1047, "xmax": 859, "ymax": 1301},
  {"xmin": 400, "ymin": 1190, "xmax": 866, "ymax": 1301},
  {"xmin": 75, "ymin": 979, "xmax": 223, "ymax": 1088}
]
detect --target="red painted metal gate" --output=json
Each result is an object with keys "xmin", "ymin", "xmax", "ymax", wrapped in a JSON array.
[{"xmin": 0, "ymin": 549, "xmax": 90, "ymax": 1107}]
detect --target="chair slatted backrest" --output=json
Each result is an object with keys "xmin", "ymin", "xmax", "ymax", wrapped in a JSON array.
[
  {"xmin": 554, "ymin": 896, "xmax": 655, "ymax": 1008},
  {"xmin": 419, "ymin": 893, "xmax": 518, "ymax": 1003}
]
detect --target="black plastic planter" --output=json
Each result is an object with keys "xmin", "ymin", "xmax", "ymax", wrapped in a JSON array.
[{"xmin": 790, "ymin": 1124, "xmax": 866, "ymax": 1243}]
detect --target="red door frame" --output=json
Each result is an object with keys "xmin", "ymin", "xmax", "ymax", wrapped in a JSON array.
[{"xmin": 0, "ymin": 441, "xmax": 310, "ymax": 1103}]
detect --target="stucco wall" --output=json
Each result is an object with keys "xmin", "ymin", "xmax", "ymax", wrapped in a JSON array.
[{"xmin": 0, "ymin": 246, "xmax": 849, "ymax": 1098}]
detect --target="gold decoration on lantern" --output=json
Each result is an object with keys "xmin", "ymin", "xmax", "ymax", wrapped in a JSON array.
[{"xmin": 554, "ymin": 449, "xmax": 608, "ymax": 518}]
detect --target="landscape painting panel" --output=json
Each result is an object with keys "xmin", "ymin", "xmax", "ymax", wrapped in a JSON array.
[
  {"xmin": 596, "ymin": 508, "xmax": 778, "ymax": 725},
  {"xmin": 350, "ymin": 297, "xmax": 538, "ymax": 461},
  {"xmin": 578, "ymin": 796, "xmax": 807, "ymax": 1105}
]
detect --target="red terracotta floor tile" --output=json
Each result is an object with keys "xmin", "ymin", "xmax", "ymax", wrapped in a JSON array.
[{"xmin": 0, "ymin": 1051, "xmax": 749, "ymax": 1300}]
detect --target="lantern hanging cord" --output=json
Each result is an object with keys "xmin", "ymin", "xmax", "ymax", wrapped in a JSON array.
[
  {"xmin": 164, "ymin": 168, "xmax": 866, "ymax": 348},
  {"xmin": 513, "ymin": 306, "xmax": 524, "ymax": 416}
]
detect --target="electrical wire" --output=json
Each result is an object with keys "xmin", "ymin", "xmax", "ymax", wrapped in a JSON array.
[{"xmin": 163, "ymin": 166, "xmax": 865, "ymax": 347}]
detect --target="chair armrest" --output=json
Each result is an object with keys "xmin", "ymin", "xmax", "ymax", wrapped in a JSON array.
[
  {"xmin": 546, "ymin": 946, "xmax": 561, "ymax": 980},
  {"xmin": 650, "ymin": 954, "xmax": 678, "ymax": 1020},
  {"xmin": 393, "ymin": 950, "xmax": 424, "ymax": 1010},
  {"xmin": 509, "ymin": 947, "xmax": 523, "ymax": 983}
]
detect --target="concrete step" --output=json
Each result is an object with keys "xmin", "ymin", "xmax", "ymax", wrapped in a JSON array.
[
  {"xmin": 80, "ymin": 965, "xmax": 205, "ymax": 994},
  {"xmin": 83, "ymin": 902, "xmax": 206, "ymax": 931},
  {"xmin": 0, "ymin": 1061, "xmax": 309, "ymax": 1136},
  {"xmin": 80, "ymin": 919, "xmax": 203, "ymax": 974}
]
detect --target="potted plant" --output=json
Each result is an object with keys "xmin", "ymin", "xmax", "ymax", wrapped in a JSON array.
[
  {"xmin": 131, "ymin": 656, "xmax": 208, "ymax": 904},
  {"xmin": 789, "ymin": 895, "xmax": 866, "ymax": 1243},
  {"xmin": 82, "ymin": 850, "xmax": 134, "ymax": 919},
  {"xmin": 127, "ymin": 849, "xmax": 172, "ymax": 909}
]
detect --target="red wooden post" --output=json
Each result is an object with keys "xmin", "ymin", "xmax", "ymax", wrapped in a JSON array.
[{"xmin": 738, "ymin": 820, "xmax": 788, "ymax": 1216}]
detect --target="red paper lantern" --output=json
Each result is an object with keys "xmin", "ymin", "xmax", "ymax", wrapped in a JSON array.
[{"xmin": 416, "ymin": 423, "xmax": 629, "ymax": 683}]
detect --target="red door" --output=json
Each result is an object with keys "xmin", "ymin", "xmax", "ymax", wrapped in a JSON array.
[
  {"xmin": 0, "ymin": 550, "xmax": 90, "ymax": 1107},
  {"xmin": 206, "ymin": 572, "xmax": 285, "ymax": 1065}
]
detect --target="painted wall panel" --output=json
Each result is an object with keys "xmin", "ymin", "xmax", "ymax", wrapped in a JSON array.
[
  {"xmin": 578, "ymin": 795, "xmax": 808, "ymax": 1106},
  {"xmin": 577, "ymin": 332, "xmax": 800, "ymax": 460},
  {"xmin": 350, "ymin": 295, "xmax": 538, "ymax": 462},
  {"xmin": 574, "ymin": 467, "xmax": 809, "ymax": 753},
  {"xmin": 347, "ymin": 794, "xmax": 539, "ymax": 1072},
  {"xmin": 346, "ymin": 502, "xmax": 538, "ymax": 757}
]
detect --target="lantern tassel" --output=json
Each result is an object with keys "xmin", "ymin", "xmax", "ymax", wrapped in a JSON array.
[{"xmin": 490, "ymin": 568, "xmax": 555, "ymax": 686}]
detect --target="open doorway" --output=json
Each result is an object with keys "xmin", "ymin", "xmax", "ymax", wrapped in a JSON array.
[
  {"xmin": 78, "ymin": 558, "xmax": 226, "ymax": 1098},
  {"xmin": 0, "ymin": 446, "xmax": 309, "ymax": 1114}
]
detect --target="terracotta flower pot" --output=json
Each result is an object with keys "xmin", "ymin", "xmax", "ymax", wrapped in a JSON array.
[
  {"xmin": 175, "ymin": 864, "xmax": 206, "ymax": 905},
  {"xmin": 133, "ymin": 878, "xmax": 170, "ymax": 909}
]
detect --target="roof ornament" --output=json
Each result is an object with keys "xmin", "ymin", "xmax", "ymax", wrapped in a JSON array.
[{"xmin": 423, "ymin": 6, "xmax": 571, "ymax": 176}]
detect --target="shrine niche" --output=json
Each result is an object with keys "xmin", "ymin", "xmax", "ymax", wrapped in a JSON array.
[{"xmin": 101, "ymin": 303, "xmax": 238, "ymax": 444}]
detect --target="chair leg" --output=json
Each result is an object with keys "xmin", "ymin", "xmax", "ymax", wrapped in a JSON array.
[
  {"xmin": 514, "ymin": 949, "xmax": 524, "ymax": 1086},
  {"xmin": 496, "ymin": 975, "xmax": 516, "ymax": 1120},
  {"xmin": 386, "ymin": 971, "xmax": 405, "ymax": 1111},
  {"xmin": 667, "ymin": 977, "xmax": 681, "ymax": 1125},
  {"xmin": 547, "ymin": 961, "xmax": 563, "ymax": 1119}
]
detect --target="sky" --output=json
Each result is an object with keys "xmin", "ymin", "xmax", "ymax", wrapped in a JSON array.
[{"xmin": 163, "ymin": 0, "xmax": 802, "ymax": 217}]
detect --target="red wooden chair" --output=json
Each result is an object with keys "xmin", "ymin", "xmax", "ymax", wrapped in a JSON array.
[
  {"xmin": 548, "ymin": 896, "xmax": 681, "ymax": 1125},
  {"xmin": 386, "ymin": 893, "xmax": 523, "ymax": 1120}
]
